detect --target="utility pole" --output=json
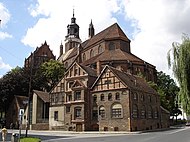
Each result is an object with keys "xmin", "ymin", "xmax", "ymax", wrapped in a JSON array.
[{"xmin": 25, "ymin": 53, "xmax": 34, "ymax": 137}]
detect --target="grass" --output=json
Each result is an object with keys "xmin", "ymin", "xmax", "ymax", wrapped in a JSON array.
[{"xmin": 20, "ymin": 137, "xmax": 41, "ymax": 142}]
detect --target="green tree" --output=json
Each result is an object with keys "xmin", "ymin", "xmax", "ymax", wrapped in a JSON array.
[
  {"xmin": 38, "ymin": 59, "xmax": 65, "ymax": 91},
  {"xmin": 167, "ymin": 34, "xmax": 190, "ymax": 115},
  {"xmin": 156, "ymin": 71, "xmax": 180, "ymax": 119}
]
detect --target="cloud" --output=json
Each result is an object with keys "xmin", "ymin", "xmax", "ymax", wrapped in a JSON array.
[
  {"xmin": 0, "ymin": 3, "xmax": 12, "ymax": 39},
  {"xmin": 0, "ymin": 56, "xmax": 12, "ymax": 70},
  {"xmin": 121, "ymin": 0, "xmax": 190, "ymax": 75},
  {"xmin": 22, "ymin": 0, "xmax": 120, "ymax": 57}
]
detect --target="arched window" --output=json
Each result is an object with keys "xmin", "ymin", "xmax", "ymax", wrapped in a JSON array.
[
  {"xmin": 93, "ymin": 95, "xmax": 97, "ymax": 102},
  {"xmin": 115, "ymin": 92, "xmax": 120, "ymax": 100},
  {"xmin": 98, "ymin": 45, "xmax": 103, "ymax": 54},
  {"xmin": 90, "ymin": 49, "xmax": 94, "ymax": 58},
  {"xmin": 99, "ymin": 106, "xmax": 105, "ymax": 118},
  {"xmin": 108, "ymin": 93, "xmax": 112, "ymax": 101},
  {"xmin": 111, "ymin": 103, "xmax": 123, "ymax": 118},
  {"xmin": 101, "ymin": 94, "xmax": 105, "ymax": 101},
  {"xmin": 148, "ymin": 106, "xmax": 153, "ymax": 119},
  {"xmin": 154, "ymin": 107, "xmax": 159, "ymax": 119},
  {"xmin": 141, "ymin": 105, "xmax": 146, "ymax": 118},
  {"xmin": 132, "ymin": 104, "xmax": 138, "ymax": 118},
  {"xmin": 83, "ymin": 53, "xmax": 86, "ymax": 61}
]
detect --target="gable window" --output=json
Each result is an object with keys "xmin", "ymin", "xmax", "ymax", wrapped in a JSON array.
[
  {"xmin": 75, "ymin": 91, "xmax": 81, "ymax": 101},
  {"xmin": 101, "ymin": 94, "xmax": 105, "ymax": 101},
  {"xmin": 132, "ymin": 104, "xmax": 138, "ymax": 118},
  {"xmin": 108, "ymin": 93, "xmax": 112, "ymax": 101},
  {"xmin": 115, "ymin": 92, "xmax": 120, "ymax": 100},
  {"xmin": 99, "ymin": 106, "xmax": 105, "ymax": 119},
  {"xmin": 68, "ymin": 94, "xmax": 72, "ymax": 102},
  {"xmin": 112, "ymin": 103, "xmax": 123, "ymax": 118},
  {"xmin": 98, "ymin": 45, "xmax": 103, "ymax": 54},
  {"xmin": 61, "ymin": 83, "xmax": 64, "ymax": 91},
  {"xmin": 104, "ymin": 80, "xmax": 111, "ymax": 84},
  {"xmin": 75, "ymin": 107, "xmax": 82, "ymax": 119},
  {"xmin": 54, "ymin": 111, "xmax": 58, "ymax": 121}
]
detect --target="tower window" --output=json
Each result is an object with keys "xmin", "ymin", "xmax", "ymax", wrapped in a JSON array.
[{"xmin": 109, "ymin": 42, "xmax": 116, "ymax": 50}]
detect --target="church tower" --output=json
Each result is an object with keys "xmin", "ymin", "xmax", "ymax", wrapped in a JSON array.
[{"xmin": 65, "ymin": 9, "xmax": 81, "ymax": 52}]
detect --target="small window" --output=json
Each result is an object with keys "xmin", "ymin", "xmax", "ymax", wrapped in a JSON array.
[
  {"xmin": 133, "ymin": 92, "xmax": 138, "ymax": 100},
  {"xmin": 115, "ymin": 92, "xmax": 120, "ymax": 100},
  {"xmin": 148, "ymin": 106, "xmax": 153, "ymax": 119},
  {"xmin": 92, "ymin": 106, "xmax": 98, "ymax": 120},
  {"xmin": 93, "ymin": 95, "xmax": 97, "ymax": 102},
  {"xmin": 54, "ymin": 111, "xmax": 58, "ymax": 121},
  {"xmin": 66, "ymin": 106, "xmax": 70, "ymax": 113},
  {"xmin": 90, "ymin": 49, "xmax": 94, "ymax": 58},
  {"xmin": 75, "ymin": 107, "xmax": 82, "ymax": 118},
  {"xmin": 141, "ymin": 105, "xmax": 146, "ymax": 119},
  {"xmin": 75, "ymin": 91, "xmax": 81, "ymax": 100},
  {"xmin": 68, "ymin": 95, "xmax": 72, "ymax": 101},
  {"xmin": 154, "ymin": 108, "xmax": 158, "ymax": 119},
  {"xmin": 83, "ymin": 53, "xmax": 86, "ymax": 61},
  {"xmin": 101, "ymin": 94, "xmax": 105, "ymax": 101},
  {"xmin": 108, "ymin": 93, "xmax": 112, "ymax": 101},
  {"xmin": 104, "ymin": 80, "xmax": 111, "ymax": 84}
]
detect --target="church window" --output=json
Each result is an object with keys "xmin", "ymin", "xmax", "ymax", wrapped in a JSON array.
[
  {"xmin": 108, "ymin": 42, "xmax": 116, "ymax": 50},
  {"xmin": 90, "ymin": 49, "xmax": 94, "ymax": 58},
  {"xmin": 98, "ymin": 45, "xmax": 103, "ymax": 54},
  {"xmin": 154, "ymin": 108, "xmax": 158, "ymax": 119},
  {"xmin": 111, "ymin": 103, "xmax": 123, "ymax": 118},
  {"xmin": 141, "ymin": 105, "xmax": 146, "ymax": 118},
  {"xmin": 83, "ymin": 53, "xmax": 86, "ymax": 61},
  {"xmin": 132, "ymin": 104, "xmax": 138, "ymax": 118},
  {"xmin": 148, "ymin": 106, "xmax": 153, "ymax": 119}
]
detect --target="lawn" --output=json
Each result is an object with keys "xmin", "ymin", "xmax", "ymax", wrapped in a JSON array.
[{"xmin": 20, "ymin": 137, "xmax": 41, "ymax": 142}]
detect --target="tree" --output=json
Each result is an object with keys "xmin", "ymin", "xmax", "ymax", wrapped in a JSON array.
[
  {"xmin": 37, "ymin": 59, "xmax": 65, "ymax": 91},
  {"xmin": 156, "ymin": 71, "xmax": 180, "ymax": 119},
  {"xmin": 167, "ymin": 34, "xmax": 190, "ymax": 115}
]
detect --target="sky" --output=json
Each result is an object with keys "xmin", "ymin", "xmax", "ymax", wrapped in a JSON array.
[{"xmin": 0, "ymin": 0, "xmax": 190, "ymax": 79}]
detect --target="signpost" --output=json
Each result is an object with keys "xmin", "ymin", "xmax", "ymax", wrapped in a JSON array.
[{"xmin": 18, "ymin": 109, "xmax": 24, "ymax": 142}]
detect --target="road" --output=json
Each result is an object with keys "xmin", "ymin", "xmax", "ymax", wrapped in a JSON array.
[{"xmin": 3, "ymin": 126, "xmax": 190, "ymax": 142}]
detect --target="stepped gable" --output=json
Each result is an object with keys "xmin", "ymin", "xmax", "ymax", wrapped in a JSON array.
[
  {"xmin": 82, "ymin": 23, "xmax": 130, "ymax": 49},
  {"xmin": 108, "ymin": 66, "xmax": 158, "ymax": 94},
  {"xmin": 33, "ymin": 90, "xmax": 49, "ymax": 103}
]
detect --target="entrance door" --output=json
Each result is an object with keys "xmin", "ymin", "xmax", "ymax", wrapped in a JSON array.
[{"xmin": 76, "ymin": 124, "xmax": 82, "ymax": 132}]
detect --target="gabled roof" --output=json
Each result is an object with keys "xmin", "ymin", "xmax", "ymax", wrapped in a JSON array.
[
  {"xmin": 92, "ymin": 65, "xmax": 158, "ymax": 95},
  {"xmin": 71, "ymin": 79, "xmax": 86, "ymax": 89},
  {"xmin": 15, "ymin": 95, "xmax": 28, "ymax": 109},
  {"xmin": 82, "ymin": 23, "xmax": 130, "ymax": 49},
  {"xmin": 80, "ymin": 64, "xmax": 97, "ymax": 77},
  {"xmin": 33, "ymin": 90, "xmax": 49, "ymax": 103}
]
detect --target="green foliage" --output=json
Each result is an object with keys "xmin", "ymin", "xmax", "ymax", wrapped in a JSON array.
[
  {"xmin": 37, "ymin": 59, "xmax": 65, "ymax": 90},
  {"xmin": 167, "ymin": 34, "xmax": 190, "ymax": 115},
  {"xmin": 157, "ymin": 71, "xmax": 180, "ymax": 116}
]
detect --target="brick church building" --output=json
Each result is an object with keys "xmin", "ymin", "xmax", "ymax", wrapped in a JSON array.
[{"xmin": 49, "ymin": 12, "xmax": 169, "ymax": 131}]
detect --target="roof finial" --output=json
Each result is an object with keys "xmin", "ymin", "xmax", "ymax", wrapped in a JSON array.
[{"xmin": 73, "ymin": 7, "xmax": 75, "ymax": 18}]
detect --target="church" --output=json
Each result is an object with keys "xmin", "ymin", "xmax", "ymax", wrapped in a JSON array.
[{"xmin": 48, "ymin": 12, "xmax": 169, "ymax": 131}]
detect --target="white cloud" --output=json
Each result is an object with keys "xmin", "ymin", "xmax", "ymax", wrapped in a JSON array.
[
  {"xmin": 0, "ymin": 56, "xmax": 12, "ymax": 70},
  {"xmin": 0, "ymin": 3, "xmax": 12, "ymax": 40},
  {"xmin": 22, "ymin": 0, "xmax": 120, "ymax": 57},
  {"xmin": 121, "ymin": 0, "xmax": 190, "ymax": 76}
]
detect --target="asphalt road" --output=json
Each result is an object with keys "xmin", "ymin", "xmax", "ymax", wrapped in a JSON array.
[{"xmin": 2, "ymin": 126, "xmax": 190, "ymax": 142}]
